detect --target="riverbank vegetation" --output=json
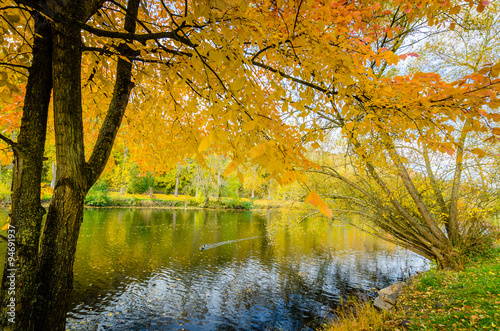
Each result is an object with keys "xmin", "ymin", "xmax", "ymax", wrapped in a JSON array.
[{"xmin": 322, "ymin": 246, "xmax": 500, "ymax": 331}]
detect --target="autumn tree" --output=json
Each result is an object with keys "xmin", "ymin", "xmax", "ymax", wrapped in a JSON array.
[
  {"xmin": 0, "ymin": 0, "xmax": 311, "ymax": 328},
  {"xmin": 0, "ymin": 0, "xmax": 178, "ymax": 328},
  {"xmin": 239, "ymin": 1, "xmax": 500, "ymax": 268},
  {"xmin": 1, "ymin": 0, "xmax": 498, "ymax": 330}
]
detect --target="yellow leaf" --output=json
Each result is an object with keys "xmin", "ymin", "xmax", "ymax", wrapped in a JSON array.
[
  {"xmin": 198, "ymin": 134, "xmax": 213, "ymax": 152},
  {"xmin": 296, "ymin": 171, "xmax": 307, "ymax": 183},
  {"xmin": 281, "ymin": 171, "xmax": 296, "ymax": 186},
  {"xmin": 242, "ymin": 121, "xmax": 256, "ymax": 132},
  {"xmin": 1, "ymin": 217, "xmax": 10, "ymax": 230},
  {"xmin": 248, "ymin": 144, "xmax": 267, "ymax": 159},
  {"xmin": 305, "ymin": 190, "xmax": 332, "ymax": 218},
  {"xmin": 237, "ymin": 170, "xmax": 244, "ymax": 185},
  {"xmin": 223, "ymin": 160, "xmax": 238, "ymax": 177}
]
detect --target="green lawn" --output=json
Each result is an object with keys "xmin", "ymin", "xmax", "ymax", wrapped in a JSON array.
[
  {"xmin": 322, "ymin": 246, "xmax": 500, "ymax": 331},
  {"xmin": 388, "ymin": 248, "xmax": 500, "ymax": 330}
]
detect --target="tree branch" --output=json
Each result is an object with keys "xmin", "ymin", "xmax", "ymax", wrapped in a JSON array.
[
  {"xmin": 86, "ymin": 0, "xmax": 140, "ymax": 187},
  {"xmin": 0, "ymin": 133, "xmax": 17, "ymax": 149},
  {"xmin": 79, "ymin": 22, "xmax": 195, "ymax": 46},
  {"xmin": 251, "ymin": 59, "xmax": 336, "ymax": 96},
  {"xmin": 0, "ymin": 61, "xmax": 30, "ymax": 70}
]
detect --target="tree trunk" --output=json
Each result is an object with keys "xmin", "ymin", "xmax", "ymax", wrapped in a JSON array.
[
  {"xmin": 120, "ymin": 146, "xmax": 128, "ymax": 195},
  {"xmin": 195, "ymin": 166, "xmax": 200, "ymax": 198},
  {"xmin": 30, "ymin": 23, "xmax": 87, "ymax": 330},
  {"xmin": 448, "ymin": 120, "xmax": 470, "ymax": 245},
  {"xmin": 217, "ymin": 172, "xmax": 221, "ymax": 201},
  {"xmin": 174, "ymin": 165, "xmax": 180, "ymax": 197},
  {"xmin": 0, "ymin": 13, "xmax": 52, "ymax": 330},
  {"xmin": 32, "ymin": 0, "xmax": 139, "ymax": 327},
  {"xmin": 267, "ymin": 178, "xmax": 273, "ymax": 200},
  {"xmin": 51, "ymin": 160, "xmax": 56, "ymax": 189}
]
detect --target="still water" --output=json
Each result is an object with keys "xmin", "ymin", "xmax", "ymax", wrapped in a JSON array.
[{"xmin": 4, "ymin": 208, "xmax": 430, "ymax": 330}]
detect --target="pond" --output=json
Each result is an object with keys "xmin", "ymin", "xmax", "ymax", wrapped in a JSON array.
[{"xmin": 1, "ymin": 208, "xmax": 429, "ymax": 330}]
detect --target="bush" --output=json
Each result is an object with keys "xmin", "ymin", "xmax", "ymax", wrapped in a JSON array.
[
  {"xmin": 240, "ymin": 200, "xmax": 253, "ymax": 210},
  {"xmin": 221, "ymin": 198, "xmax": 238, "ymax": 208},
  {"xmin": 127, "ymin": 166, "xmax": 154, "ymax": 194},
  {"xmin": 221, "ymin": 198, "xmax": 253, "ymax": 210},
  {"xmin": 85, "ymin": 180, "xmax": 110, "ymax": 206}
]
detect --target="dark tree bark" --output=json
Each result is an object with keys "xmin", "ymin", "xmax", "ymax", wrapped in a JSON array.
[
  {"xmin": 31, "ymin": 0, "xmax": 139, "ymax": 328},
  {"xmin": 31, "ymin": 22, "xmax": 87, "ymax": 329},
  {"xmin": 0, "ymin": 12, "xmax": 52, "ymax": 330}
]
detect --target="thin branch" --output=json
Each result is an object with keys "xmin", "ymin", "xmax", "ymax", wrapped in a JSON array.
[
  {"xmin": 0, "ymin": 61, "xmax": 30, "ymax": 70},
  {"xmin": 0, "ymin": 133, "xmax": 17, "ymax": 148},
  {"xmin": 251, "ymin": 59, "xmax": 336, "ymax": 96}
]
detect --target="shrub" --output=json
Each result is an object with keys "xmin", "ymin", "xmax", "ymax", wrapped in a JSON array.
[
  {"xmin": 85, "ymin": 179, "xmax": 110, "ymax": 206},
  {"xmin": 0, "ymin": 170, "xmax": 12, "ymax": 203},
  {"xmin": 240, "ymin": 200, "xmax": 253, "ymax": 210},
  {"xmin": 127, "ymin": 168, "xmax": 154, "ymax": 194},
  {"xmin": 221, "ymin": 198, "xmax": 238, "ymax": 208}
]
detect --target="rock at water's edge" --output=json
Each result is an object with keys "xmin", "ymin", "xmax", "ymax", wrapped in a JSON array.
[{"xmin": 373, "ymin": 281, "xmax": 408, "ymax": 310}]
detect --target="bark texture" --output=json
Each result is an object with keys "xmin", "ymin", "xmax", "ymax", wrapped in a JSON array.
[
  {"xmin": 31, "ymin": 23, "xmax": 87, "ymax": 330},
  {"xmin": 0, "ymin": 12, "xmax": 52, "ymax": 330},
  {"xmin": 30, "ymin": 0, "xmax": 139, "ymax": 328}
]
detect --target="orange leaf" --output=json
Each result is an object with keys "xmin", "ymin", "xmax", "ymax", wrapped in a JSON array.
[
  {"xmin": 0, "ymin": 152, "xmax": 13, "ymax": 166},
  {"xmin": 305, "ymin": 190, "xmax": 333, "ymax": 218},
  {"xmin": 471, "ymin": 148, "xmax": 487, "ymax": 158}
]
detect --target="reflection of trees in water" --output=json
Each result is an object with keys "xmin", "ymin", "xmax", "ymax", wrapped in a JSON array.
[{"xmin": 66, "ymin": 209, "xmax": 427, "ymax": 329}]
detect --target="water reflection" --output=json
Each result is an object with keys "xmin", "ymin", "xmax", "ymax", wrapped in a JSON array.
[{"xmin": 1, "ymin": 208, "xmax": 428, "ymax": 330}]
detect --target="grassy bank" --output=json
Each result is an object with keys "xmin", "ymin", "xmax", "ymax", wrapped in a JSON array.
[
  {"xmin": 36, "ymin": 191, "xmax": 305, "ymax": 211},
  {"xmin": 322, "ymin": 246, "xmax": 500, "ymax": 331}
]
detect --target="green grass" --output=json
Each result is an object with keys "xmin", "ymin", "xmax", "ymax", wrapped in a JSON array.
[
  {"xmin": 387, "ymin": 247, "xmax": 500, "ymax": 330},
  {"xmin": 322, "ymin": 246, "xmax": 500, "ymax": 331},
  {"xmin": 42, "ymin": 192, "xmax": 267, "ymax": 210}
]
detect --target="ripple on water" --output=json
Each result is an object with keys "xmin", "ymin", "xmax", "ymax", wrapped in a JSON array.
[{"xmin": 64, "ymin": 209, "xmax": 429, "ymax": 330}]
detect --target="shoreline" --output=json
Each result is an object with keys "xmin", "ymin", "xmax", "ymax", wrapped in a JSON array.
[
  {"xmin": 1, "ymin": 196, "xmax": 302, "ymax": 212},
  {"xmin": 322, "ymin": 246, "xmax": 500, "ymax": 330}
]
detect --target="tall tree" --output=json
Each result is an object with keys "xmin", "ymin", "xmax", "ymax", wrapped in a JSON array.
[
  {"xmin": 1, "ymin": 0, "xmax": 499, "ymax": 329},
  {"xmin": 0, "ymin": 11, "xmax": 52, "ymax": 329},
  {"xmin": 241, "ymin": 1, "xmax": 500, "ymax": 268}
]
